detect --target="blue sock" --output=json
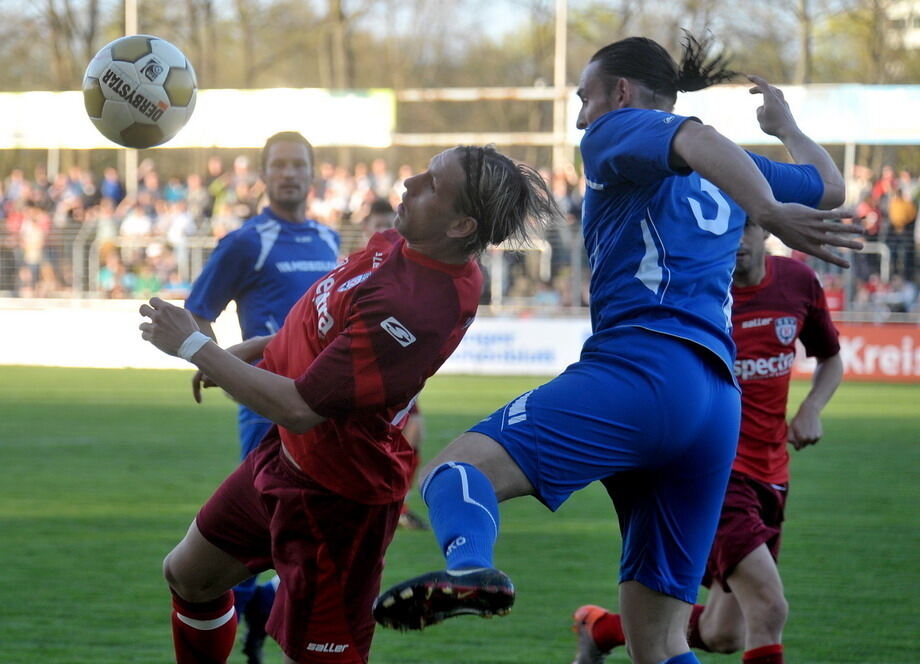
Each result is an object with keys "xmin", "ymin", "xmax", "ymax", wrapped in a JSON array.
[
  {"xmin": 233, "ymin": 576, "xmax": 257, "ymax": 616},
  {"xmin": 421, "ymin": 462, "xmax": 500, "ymax": 570},
  {"xmin": 661, "ymin": 652, "xmax": 701, "ymax": 664}
]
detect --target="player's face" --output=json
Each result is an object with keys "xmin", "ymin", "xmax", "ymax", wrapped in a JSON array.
[
  {"xmin": 576, "ymin": 61, "xmax": 616, "ymax": 130},
  {"xmin": 735, "ymin": 219, "xmax": 769, "ymax": 278},
  {"xmin": 395, "ymin": 148, "xmax": 469, "ymax": 244},
  {"xmin": 263, "ymin": 141, "xmax": 313, "ymax": 210}
]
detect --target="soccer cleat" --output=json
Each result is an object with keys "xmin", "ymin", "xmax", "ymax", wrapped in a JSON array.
[
  {"xmin": 397, "ymin": 509, "xmax": 430, "ymax": 531},
  {"xmin": 571, "ymin": 605, "xmax": 614, "ymax": 664},
  {"xmin": 373, "ymin": 568, "xmax": 514, "ymax": 631}
]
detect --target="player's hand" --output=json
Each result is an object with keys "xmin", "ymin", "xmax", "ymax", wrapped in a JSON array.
[
  {"xmin": 139, "ymin": 297, "xmax": 200, "ymax": 357},
  {"xmin": 788, "ymin": 408, "xmax": 823, "ymax": 450},
  {"xmin": 191, "ymin": 369, "xmax": 218, "ymax": 403},
  {"xmin": 748, "ymin": 75, "xmax": 797, "ymax": 139},
  {"xmin": 752, "ymin": 203, "xmax": 863, "ymax": 268}
]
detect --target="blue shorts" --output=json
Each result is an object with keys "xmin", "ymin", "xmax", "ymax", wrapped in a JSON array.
[
  {"xmin": 469, "ymin": 327, "xmax": 740, "ymax": 603},
  {"xmin": 238, "ymin": 405, "xmax": 274, "ymax": 460}
]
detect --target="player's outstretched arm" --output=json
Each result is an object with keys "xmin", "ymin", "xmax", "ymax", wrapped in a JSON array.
[
  {"xmin": 191, "ymin": 334, "xmax": 275, "ymax": 403},
  {"xmin": 140, "ymin": 298, "xmax": 323, "ymax": 432},
  {"xmin": 788, "ymin": 352, "xmax": 843, "ymax": 450},
  {"xmin": 748, "ymin": 74, "xmax": 845, "ymax": 209},
  {"xmin": 671, "ymin": 121, "xmax": 861, "ymax": 267}
]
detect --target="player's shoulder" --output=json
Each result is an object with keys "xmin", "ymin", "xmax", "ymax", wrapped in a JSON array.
[
  {"xmin": 311, "ymin": 218, "xmax": 340, "ymax": 236},
  {"xmin": 230, "ymin": 212, "xmax": 275, "ymax": 239}
]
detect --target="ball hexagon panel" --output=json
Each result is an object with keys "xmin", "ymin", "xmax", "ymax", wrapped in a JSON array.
[
  {"xmin": 83, "ymin": 77, "xmax": 105, "ymax": 118},
  {"xmin": 120, "ymin": 123, "xmax": 165, "ymax": 149},
  {"xmin": 110, "ymin": 35, "xmax": 154, "ymax": 63},
  {"xmin": 164, "ymin": 67, "xmax": 196, "ymax": 107},
  {"xmin": 148, "ymin": 37, "xmax": 190, "ymax": 68},
  {"xmin": 96, "ymin": 100, "xmax": 135, "ymax": 142},
  {"xmin": 84, "ymin": 50, "xmax": 112, "ymax": 79}
]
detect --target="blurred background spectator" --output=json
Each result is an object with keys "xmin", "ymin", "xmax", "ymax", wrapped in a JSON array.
[{"xmin": 1, "ymin": 159, "xmax": 916, "ymax": 319}]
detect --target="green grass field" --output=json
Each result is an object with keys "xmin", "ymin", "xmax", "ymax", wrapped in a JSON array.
[{"xmin": 0, "ymin": 366, "xmax": 917, "ymax": 663}]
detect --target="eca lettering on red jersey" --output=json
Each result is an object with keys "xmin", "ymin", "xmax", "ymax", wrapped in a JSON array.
[{"xmin": 260, "ymin": 229, "xmax": 483, "ymax": 504}]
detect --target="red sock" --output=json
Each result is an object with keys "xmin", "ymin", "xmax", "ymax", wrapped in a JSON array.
[
  {"xmin": 743, "ymin": 644, "xmax": 784, "ymax": 664},
  {"xmin": 591, "ymin": 611, "xmax": 626, "ymax": 651},
  {"xmin": 170, "ymin": 590, "xmax": 237, "ymax": 664},
  {"xmin": 687, "ymin": 603, "xmax": 711, "ymax": 651}
]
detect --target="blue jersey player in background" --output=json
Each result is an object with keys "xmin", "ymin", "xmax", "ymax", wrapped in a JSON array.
[
  {"xmin": 184, "ymin": 131, "xmax": 339, "ymax": 664},
  {"xmin": 373, "ymin": 34, "xmax": 861, "ymax": 664}
]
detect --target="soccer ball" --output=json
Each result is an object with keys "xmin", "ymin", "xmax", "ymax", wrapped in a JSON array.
[{"xmin": 82, "ymin": 35, "xmax": 197, "ymax": 149}]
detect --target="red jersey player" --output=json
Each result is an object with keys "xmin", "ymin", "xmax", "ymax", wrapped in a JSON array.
[
  {"xmin": 139, "ymin": 145, "xmax": 560, "ymax": 664},
  {"xmin": 571, "ymin": 218, "xmax": 843, "ymax": 664}
]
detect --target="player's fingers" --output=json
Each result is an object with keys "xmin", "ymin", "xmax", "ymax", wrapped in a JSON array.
[
  {"xmin": 823, "ymin": 235, "xmax": 864, "ymax": 251},
  {"xmin": 816, "ymin": 207, "xmax": 858, "ymax": 222},
  {"xmin": 149, "ymin": 296, "xmax": 166, "ymax": 309},
  {"xmin": 811, "ymin": 248, "xmax": 850, "ymax": 269},
  {"xmin": 747, "ymin": 74, "xmax": 774, "ymax": 95},
  {"xmin": 192, "ymin": 371, "xmax": 203, "ymax": 403},
  {"xmin": 139, "ymin": 303, "xmax": 154, "ymax": 317}
]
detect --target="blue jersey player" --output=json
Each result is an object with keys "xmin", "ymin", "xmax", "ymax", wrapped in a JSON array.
[
  {"xmin": 373, "ymin": 35, "xmax": 860, "ymax": 664},
  {"xmin": 184, "ymin": 131, "xmax": 339, "ymax": 664}
]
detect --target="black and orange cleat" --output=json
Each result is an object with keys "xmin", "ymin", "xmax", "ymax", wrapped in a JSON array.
[
  {"xmin": 373, "ymin": 568, "xmax": 514, "ymax": 631},
  {"xmin": 571, "ymin": 605, "xmax": 615, "ymax": 664}
]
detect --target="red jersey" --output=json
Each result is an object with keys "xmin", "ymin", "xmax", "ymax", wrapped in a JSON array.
[
  {"xmin": 730, "ymin": 255, "xmax": 839, "ymax": 484},
  {"xmin": 260, "ymin": 229, "xmax": 482, "ymax": 504}
]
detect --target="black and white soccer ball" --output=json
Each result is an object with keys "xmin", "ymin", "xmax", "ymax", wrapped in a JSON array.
[{"xmin": 82, "ymin": 35, "xmax": 197, "ymax": 149}]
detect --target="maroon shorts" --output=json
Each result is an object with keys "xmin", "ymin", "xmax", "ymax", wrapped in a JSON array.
[
  {"xmin": 196, "ymin": 434, "xmax": 401, "ymax": 663},
  {"xmin": 704, "ymin": 471, "xmax": 788, "ymax": 592}
]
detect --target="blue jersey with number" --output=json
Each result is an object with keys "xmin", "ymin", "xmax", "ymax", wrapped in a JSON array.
[
  {"xmin": 185, "ymin": 207, "xmax": 340, "ymax": 339},
  {"xmin": 579, "ymin": 107, "xmax": 824, "ymax": 374}
]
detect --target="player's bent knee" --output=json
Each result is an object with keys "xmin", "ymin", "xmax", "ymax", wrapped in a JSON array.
[
  {"xmin": 758, "ymin": 593, "xmax": 789, "ymax": 633},
  {"xmin": 162, "ymin": 550, "xmax": 215, "ymax": 602}
]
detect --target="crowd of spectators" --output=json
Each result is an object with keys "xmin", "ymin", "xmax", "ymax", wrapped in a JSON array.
[{"xmin": 1, "ymin": 157, "xmax": 918, "ymax": 317}]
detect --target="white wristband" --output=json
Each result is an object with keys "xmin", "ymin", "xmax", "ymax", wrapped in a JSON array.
[{"xmin": 178, "ymin": 331, "xmax": 211, "ymax": 362}]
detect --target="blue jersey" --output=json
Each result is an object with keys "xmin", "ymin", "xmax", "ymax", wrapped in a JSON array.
[
  {"xmin": 185, "ymin": 206, "xmax": 339, "ymax": 339},
  {"xmin": 579, "ymin": 107, "xmax": 824, "ymax": 374}
]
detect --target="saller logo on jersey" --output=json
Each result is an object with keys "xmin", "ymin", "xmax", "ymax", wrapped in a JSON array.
[
  {"xmin": 306, "ymin": 642, "xmax": 349, "ymax": 653},
  {"xmin": 380, "ymin": 316, "xmax": 416, "ymax": 347}
]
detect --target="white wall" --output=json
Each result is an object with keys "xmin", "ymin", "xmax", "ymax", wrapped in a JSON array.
[{"xmin": 0, "ymin": 298, "xmax": 590, "ymax": 375}]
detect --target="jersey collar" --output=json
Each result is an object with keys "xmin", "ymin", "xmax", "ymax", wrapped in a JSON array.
[
  {"xmin": 401, "ymin": 240, "xmax": 476, "ymax": 277},
  {"xmin": 261, "ymin": 206, "xmax": 317, "ymax": 229}
]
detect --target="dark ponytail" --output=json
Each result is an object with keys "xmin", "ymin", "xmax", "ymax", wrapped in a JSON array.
[
  {"xmin": 590, "ymin": 31, "xmax": 736, "ymax": 103},
  {"xmin": 675, "ymin": 31, "xmax": 737, "ymax": 92}
]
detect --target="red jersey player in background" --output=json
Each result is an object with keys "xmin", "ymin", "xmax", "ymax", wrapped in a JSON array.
[
  {"xmin": 139, "ymin": 145, "xmax": 560, "ymax": 664},
  {"xmin": 571, "ymin": 218, "xmax": 843, "ymax": 664}
]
